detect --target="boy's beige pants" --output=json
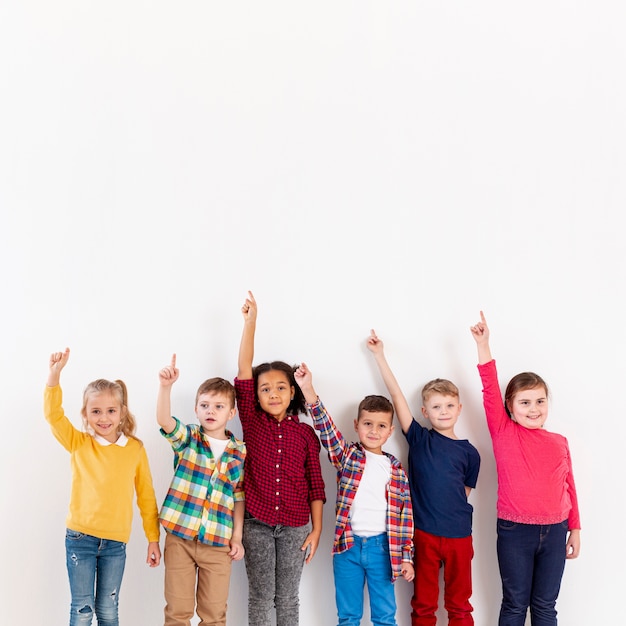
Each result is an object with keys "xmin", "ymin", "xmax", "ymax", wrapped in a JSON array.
[{"xmin": 163, "ymin": 532, "xmax": 233, "ymax": 626}]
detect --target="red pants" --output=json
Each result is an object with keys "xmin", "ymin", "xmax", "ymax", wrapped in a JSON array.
[{"xmin": 411, "ymin": 528, "xmax": 474, "ymax": 626}]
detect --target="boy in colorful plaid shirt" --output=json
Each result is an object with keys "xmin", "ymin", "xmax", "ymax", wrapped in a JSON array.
[
  {"xmin": 157, "ymin": 355, "xmax": 246, "ymax": 626},
  {"xmin": 295, "ymin": 362, "xmax": 414, "ymax": 626}
]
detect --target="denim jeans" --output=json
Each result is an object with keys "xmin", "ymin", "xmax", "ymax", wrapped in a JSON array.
[
  {"xmin": 65, "ymin": 529, "xmax": 127, "ymax": 626},
  {"xmin": 496, "ymin": 519, "xmax": 568, "ymax": 626},
  {"xmin": 332, "ymin": 533, "xmax": 397, "ymax": 626},
  {"xmin": 242, "ymin": 513, "xmax": 311, "ymax": 626}
]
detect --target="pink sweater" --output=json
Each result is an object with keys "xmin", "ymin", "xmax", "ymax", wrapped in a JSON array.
[{"xmin": 479, "ymin": 360, "xmax": 580, "ymax": 529}]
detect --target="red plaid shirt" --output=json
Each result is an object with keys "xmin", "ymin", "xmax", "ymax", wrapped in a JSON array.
[
  {"xmin": 235, "ymin": 378, "xmax": 326, "ymax": 527},
  {"xmin": 307, "ymin": 398, "xmax": 414, "ymax": 582}
]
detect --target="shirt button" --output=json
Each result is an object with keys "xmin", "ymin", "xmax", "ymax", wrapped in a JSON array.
[
  {"xmin": 275, "ymin": 506, "xmax": 279, "ymax": 510},
  {"xmin": 276, "ymin": 491, "xmax": 280, "ymax": 496},
  {"xmin": 276, "ymin": 478, "xmax": 280, "ymax": 482},
  {"xmin": 276, "ymin": 464, "xmax": 280, "ymax": 468},
  {"xmin": 278, "ymin": 449, "xmax": 282, "ymax": 453}
]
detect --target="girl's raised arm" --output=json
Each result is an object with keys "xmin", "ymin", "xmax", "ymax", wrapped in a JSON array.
[{"xmin": 238, "ymin": 291, "xmax": 257, "ymax": 380}]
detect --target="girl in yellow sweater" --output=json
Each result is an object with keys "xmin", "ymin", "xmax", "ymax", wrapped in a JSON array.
[{"xmin": 45, "ymin": 348, "xmax": 161, "ymax": 626}]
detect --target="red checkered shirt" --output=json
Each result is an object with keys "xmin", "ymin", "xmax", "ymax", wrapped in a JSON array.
[
  {"xmin": 307, "ymin": 397, "xmax": 414, "ymax": 582},
  {"xmin": 235, "ymin": 378, "xmax": 326, "ymax": 527}
]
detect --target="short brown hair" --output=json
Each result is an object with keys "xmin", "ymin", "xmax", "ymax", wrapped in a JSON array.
[
  {"xmin": 357, "ymin": 395, "xmax": 394, "ymax": 421},
  {"xmin": 196, "ymin": 377, "xmax": 236, "ymax": 408},
  {"xmin": 421, "ymin": 378, "xmax": 460, "ymax": 403}
]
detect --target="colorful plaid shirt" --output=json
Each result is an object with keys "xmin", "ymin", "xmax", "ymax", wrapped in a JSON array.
[
  {"xmin": 235, "ymin": 378, "xmax": 326, "ymax": 527},
  {"xmin": 159, "ymin": 417, "xmax": 245, "ymax": 547},
  {"xmin": 307, "ymin": 398, "xmax": 414, "ymax": 582}
]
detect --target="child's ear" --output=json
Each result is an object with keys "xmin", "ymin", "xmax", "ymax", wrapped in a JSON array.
[{"xmin": 353, "ymin": 418, "xmax": 359, "ymax": 432}]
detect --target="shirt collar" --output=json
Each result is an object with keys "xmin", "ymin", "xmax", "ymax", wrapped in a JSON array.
[{"xmin": 94, "ymin": 433, "xmax": 129, "ymax": 447}]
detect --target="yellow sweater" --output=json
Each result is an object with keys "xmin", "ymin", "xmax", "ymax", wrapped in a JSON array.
[{"xmin": 44, "ymin": 384, "xmax": 160, "ymax": 544}]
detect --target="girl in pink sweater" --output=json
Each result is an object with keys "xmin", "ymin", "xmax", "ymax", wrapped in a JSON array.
[{"xmin": 470, "ymin": 312, "xmax": 580, "ymax": 626}]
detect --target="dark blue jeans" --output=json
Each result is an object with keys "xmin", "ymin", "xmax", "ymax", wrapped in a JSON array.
[
  {"xmin": 496, "ymin": 519, "xmax": 568, "ymax": 626},
  {"xmin": 65, "ymin": 529, "xmax": 126, "ymax": 626}
]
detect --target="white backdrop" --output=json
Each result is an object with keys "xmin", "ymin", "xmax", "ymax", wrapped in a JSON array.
[{"xmin": 1, "ymin": 2, "xmax": 624, "ymax": 625}]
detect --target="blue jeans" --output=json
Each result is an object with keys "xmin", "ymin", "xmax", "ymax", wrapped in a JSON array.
[
  {"xmin": 65, "ymin": 529, "xmax": 127, "ymax": 626},
  {"xmin": 333, "ymin": 533, "xmax": 397, "ymax": 626},
  {"xmin": 242, "ymin": 513, "xmax": 311, "ymax": 626},
  {"xmin": 496, "ymin": 519, "xmax": 568, "ymax": 626}
]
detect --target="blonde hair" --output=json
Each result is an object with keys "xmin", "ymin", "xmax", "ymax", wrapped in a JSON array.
[
  {"xmin": 81, "ymin": 378, "xmax": 141, "ymax": 443},
  {"xmin": 421, "ymin": 378, "xmax": 460, "ymax": 403}
]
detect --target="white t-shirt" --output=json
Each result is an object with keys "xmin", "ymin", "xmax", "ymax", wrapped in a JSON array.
[
  {"xmin": 349, "ymin": 450, "xmax": 391, "ymax": 537},
  {"xmin": 207, "ymin": 435, "xmax": 229, "ymax": 460}
]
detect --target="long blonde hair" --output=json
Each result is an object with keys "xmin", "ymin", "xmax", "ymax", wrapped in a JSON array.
[{"xmin": 80, "ymin": 378, "xmax": 141, "ymax": 443}]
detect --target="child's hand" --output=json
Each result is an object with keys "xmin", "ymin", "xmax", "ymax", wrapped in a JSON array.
[
  {"xmin": 229, "ymin": 539, "xmax": 245, "ymax": 561},
  {"xmin": 294, "ymin": 362, "xmax": 313, "ymax": 389},
  {"xmin": 470, "ymin": 311, "xmax": 490, "ymax": 344},
  {"xmin": 301, "ymin": 528, "xmax": 321, "ymax": 564},
  {"xmin": 294, "ymin": 362, "xmax": 317, "ymax": 404},
  {"xmin": 158, "ymin": 354, "xmax": 179, "ymax": 387},
  {"xmin": 47, "ymin": 348, "xmax": 70, "ymax": 387},
  {"xmin": 146, "ymin": 541, "xmax": 161, "ymax": 567},
  {"xmin": 241, "ymin": 290, "xmax": 257, "ymax": 324},
  {"xmin": 366, "ymin": 329, "xmax": 384, "ymax": 354},
  {"xmin": 401, "ymin": 561, "xmax": 415, "ymax": 582}
]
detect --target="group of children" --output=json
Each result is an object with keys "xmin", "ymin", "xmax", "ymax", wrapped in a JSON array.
[{"xmin": 45, "ymin": 295, "xmax": 581, "ymax": 626}]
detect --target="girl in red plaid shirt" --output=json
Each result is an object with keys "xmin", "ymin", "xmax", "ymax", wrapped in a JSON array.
[{"xmin": 236, "ymin": 292, "xmax": 326, "ymax": 626}]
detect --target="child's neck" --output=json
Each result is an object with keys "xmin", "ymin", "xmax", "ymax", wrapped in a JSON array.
[{"xmin": 433, "ymin": 426, "xmax": 458, "ymax": 440}]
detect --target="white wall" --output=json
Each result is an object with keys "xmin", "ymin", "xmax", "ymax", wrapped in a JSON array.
[{"xmin": 1, "ymin": 2, "xmax": 624, "ymax": 624}]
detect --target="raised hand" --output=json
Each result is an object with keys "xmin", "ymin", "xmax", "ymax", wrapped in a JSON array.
[
  {"xmin": 241, "ymin": 290, "xmax": 257, "ymax": 324},
  {"xmin": 366, "ymin": 329, "xmax": 384, "ymax": 354},
  {"xmin": 158, "ymin": 354, "xmax": 179, "ymax": 387},
  {"xmin": 470, "ymin": 311, "xmax": 492, "ymax": 364},
  {"xmin": 470, "ymin": 311, "xmax": 490, "ymax": 343},
  {"xmin": 48, "ymin": 348, "xmax": 70, "ymax": 387},
  {"xmin": 294, "ymin": 362, "xmax": 317, "ymax": 404}
]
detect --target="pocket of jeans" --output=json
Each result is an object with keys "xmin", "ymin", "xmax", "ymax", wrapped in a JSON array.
[
  {"xmin": 497, "ymin": 519, "xmax": 518, "ymax": 531},
  {"xmin": 65, "ymin": 529, "xmax": 85, "ymax": 541}
]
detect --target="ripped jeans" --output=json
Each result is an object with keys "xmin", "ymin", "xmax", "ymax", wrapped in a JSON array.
[{"xmin": 65, "ymin": 529, "xmax": 126, "ymax": 626}]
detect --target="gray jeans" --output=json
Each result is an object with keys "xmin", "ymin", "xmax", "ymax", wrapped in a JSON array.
[{"xmin": 243, "ymin": 513, "xmax": 311, "ymax": 626}]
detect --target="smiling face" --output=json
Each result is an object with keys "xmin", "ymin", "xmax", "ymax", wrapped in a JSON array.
[
  {"xmin": 257, "ymin": 370, "xmax": 294, "ymax": 422},
  {"xmin": 195, "ymin": 391, "xmax": 236, "ymax": 438},
  {"xmin": 83, "ymin": 391, "xmax": 125, "ymax": 443},
  {"xmin": 421, "ymin": 393, "xmax": 462, "ymax": 438},
  {"xmin": 354, "ymin": 410, "xmax": 394, "ymax": 454},
  {"xmin": 507, "ymin": 386, "xmax": 548, "ymax": 429}
]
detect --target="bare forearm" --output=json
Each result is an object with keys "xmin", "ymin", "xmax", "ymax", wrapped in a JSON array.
[
  {"xmin": 157, "ymin": 386, "xmax": 176, "ymax": 433},
  {"xmin": 238, "ymin": 321, "xmax": 255, "ymax": 379},
  {"xmin": 310, "ymin": 499, "xmax": 323, "ymax": 533},
  {"xmin": 476, "ymin": 341, "xmax": 493, "ymax": 365},
  {"xmin": 372, "ymin": 351, "xmax": 413, "ymax": 433},
  {"xmin": 232, "ymin": 500, "xmax": 245, "ymax": 542}
]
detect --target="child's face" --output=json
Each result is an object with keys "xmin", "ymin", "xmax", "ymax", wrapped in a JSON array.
[
  {"xmin": 257, "ymin": 370, "xmax": 294, "ymax": 422},
  {"xmin": 354, "ymin": 410, "xmax": 394, "ymax": 455},
  {"xmin": 195, "ymin": 391, "xmax": 236, "ymax": 438},
  {"xmin": 421, "ymin": 393, "xmax": 462, "ymax": 437},
  {"xmin": 507, "ymin": 386, "xmax": 548, "ymax": 430},
  {"xmin": 84, "ymin": 391, "xmax": 125, "ymax": 443}
]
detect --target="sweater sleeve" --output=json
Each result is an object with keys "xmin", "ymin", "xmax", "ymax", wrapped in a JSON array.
[
  {"xmin": 565, "ymin": 441, "xmax": 581, "ymax": 530},
  {"xmin": 477, "ymin": 360, "xmax": 510, "ymax": 437},
  {"xmin": 134, "ymin": 446, "xmax": 161, "ymax": 543},
  {"xmin": 44, "ymin": 384, "xmax": 85, "ymax": 452}
]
